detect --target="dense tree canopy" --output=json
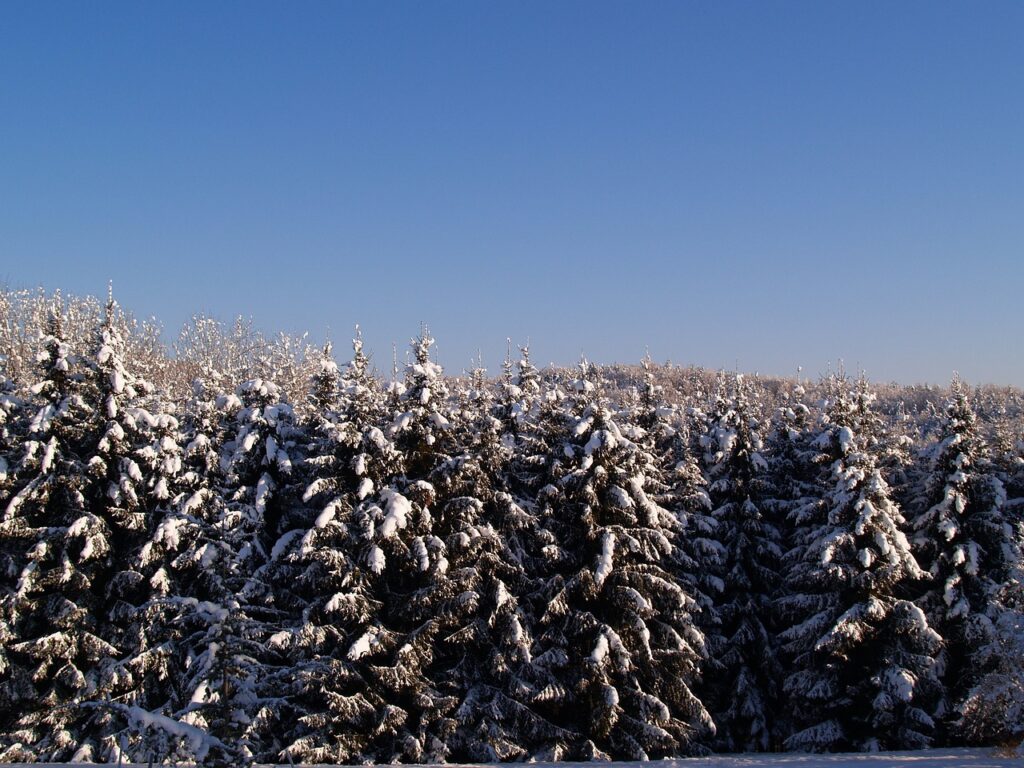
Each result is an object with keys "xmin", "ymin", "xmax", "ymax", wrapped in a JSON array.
[{"xmin": 0, "ymin": 288, "xmax": 1022, "ymax": 763}]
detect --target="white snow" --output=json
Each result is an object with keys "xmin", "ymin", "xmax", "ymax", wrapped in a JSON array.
[
  {"xmin": 39, "ymin": 436, "xmax": 57, "ymax": 474},
  {"xmin": 412, "ymin": 537, "xmax": 430, "ymax": 571},
  {"xmin": 314, "ymin": 501, "xmax": 337, "ymax": 529},
  {"xmin": 608, "ymin": 485, "xmax": 634, "ymax": 509},
  {"xmin": 366, "ymin": 426, "xmax": 388, "ymax": 451},
  {"xmin": 121, "ymin": 703, "xmax": 225, "ymax": 762},
  {"xmin": 67, "ymin": 515, "xmax": 92, "ymax": 538},
  {"xmin": 594, "ymin": 532, "xmax": 615, "ymax": 588},
  {"xmin": 209, "ymin": 751, "xmax": 1019, "ymax": 768},
  {"xmin": 378, "ymin": 489, "xmax": 412, "ymax": 539},
  {"xmin": 885, "ymin": 667, "xmax": 916, "ymax": 703},
  {"xmin": 325, "ymin": 592, "xmax": 354, "ymax": 613},
  {"xmin": 254, "ymin": 472, "xmax": 274, "ymax": 514},
  {"xmin": 240, "ymin": 430, "xmax": 258, "ymax": 454},
  {"xmin": 367, "ymin": 544, "xmax": 385, "ymax": 574},
  {"xmin": 270, "ymin": 528, "xmax": 303, "ymax": 560},
  {"xmin": 181, "ymin": 490, "xmax": 205, "ymax": 515},
  {"xmin": 573, "ymin": 416, "xmax": 593, "ymax": 437},
  {"xmin": 347, "ymin": 630, "xmax": 380, "ymax": 661},
  {"xmin": 302, "ymin": 478, "xmax": 327, "ymax": 502},
  {"xmin": 838, "ymin": 425, "xmax": 855, "ymax": 454},
  {"xmin": 585, "ymin": 429, "xmax": 616, "ymax": 456},
  {"xmin": 392, "ymin": 411, "xmax": 413, "ymax": 434}
]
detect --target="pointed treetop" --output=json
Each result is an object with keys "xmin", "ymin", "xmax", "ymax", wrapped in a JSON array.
[
  {"xmin": 50, "ymin": 288, "xmax": 64, "ymax": 323},
  {"xmin": 950, "ymin": 371, "xmax": 964, "ymax": 398}
]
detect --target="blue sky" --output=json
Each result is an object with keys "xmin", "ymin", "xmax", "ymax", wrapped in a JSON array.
[{"xmin": 1, "ymin": 2, "xmax": 1021, "ymax": 385}]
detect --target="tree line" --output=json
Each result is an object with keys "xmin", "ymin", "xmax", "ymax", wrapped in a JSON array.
[{"xmin": 1, "ymin": 288, "xmax": 1023, "ymax": 765}]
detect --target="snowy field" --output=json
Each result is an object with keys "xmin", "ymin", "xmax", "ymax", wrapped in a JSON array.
[{"xmin": 10, "ymin": 751, "xmax": 1024, "ymax": 768}]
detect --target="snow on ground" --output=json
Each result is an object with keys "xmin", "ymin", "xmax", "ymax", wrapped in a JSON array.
[
  {"xmin": 13, "ymin": 749, "xmax": 1024, "ymax": 768},
  {"xmin": 364, "ymin": 752, "xmax": 1022, "ymax": 768},
  {"xmin": 478, "ymin": 751, "xmax": 1022, "ymax": 768},
  {"xmin": 407, "ymin": 753, "xmax": 1021, "ymax": 768}
]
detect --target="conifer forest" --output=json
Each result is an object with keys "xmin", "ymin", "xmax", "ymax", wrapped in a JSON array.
[{"xmin": 1, "ymin": 287, "xmax": 1022, "ymax": 766}]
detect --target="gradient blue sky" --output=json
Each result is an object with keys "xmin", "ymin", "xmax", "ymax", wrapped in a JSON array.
[{"xmin": 1, "ymin": 2, "xmax": 1021, "ymax": 385}]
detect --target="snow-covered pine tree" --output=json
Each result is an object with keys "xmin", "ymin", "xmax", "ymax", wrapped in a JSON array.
[
  {"xmin": 508, "ymin": 349, "xmax": 567, "ymax": 502},
  {"xmin": 632, "ymin": 355, "xmax": 682, "ymax": 460},
  {"xmin": 418, "ymin": 363, "xmax": 564, "ymax": 761},
  {"xmin": 994, "ymin": 413, "xmax": 1024, "ymax": 505},
  {"xmin": 762, "ymin": 377, "xmax": 823, "ymax": 743},
  {"xmin": 0, "ymin": 372, "xmax": 25, "ymax": 756},
  {"xmin": 280, "ymin": 336, "xmax": 348, "ymax": 616},
  {"xmin": 434, "ymin": 361, "xmax": 507, "ymax": 504},
  {"xmin": 767, "ymin": 378, "xmax": 820, "ymax": 541},
  {"xmin": 291, "ymin": 331, "xmax": 457, "ymax": 764},
  {"xmin": 443, "ymin": 488, "xmax": 561, "ymax": 761},
  {"xmin": 389, "ymin": 329, "xmax": 452, "ymax": 477},
  {"xmin": 85, "ymin": 294, "xmax": 152, "ymax": 593},
  {"xmin": 206, "ymin": 377, "xmax": 303, "ymax": 761},
  {"xmin": 307, "ymin": 340, "xmax": 340, "ymax": 420},
  {"xmin": 630, "ymin": 358, "xmax": 719, "ymax": 658},
  {"xmin": 127, "ymin": 375, "xmax": 302, "ymax": 766},
  {"xmin": 124, "ymin": 372, "xmax": 249, "ymax": 765},
  {"xmin": 495, "ymin": 343, "xmax": 519, "ymax": 438},
  {"xmin": 515, "ymin": 343, "xmax": 542, "ymax": 424},
  {"xmin": 297, "ymin": 330, "xmax": 387, "ymax": 549},
  {"xmin": 0, "ymin": 296, "xmax": 123, "ymax": 762},
  {"xmin": 528, "ymin": 362, "xmax": 713, "ymax": 760},
  {"xmin": 60, "ymin": 294, "xmax": 179, "ymax": 759},
  {"xmin": 615, "ymin": 367, "xmax": 715, "ymax": 754},
  {"xmin": 698, "ymin": 374, "xmax": 783, "ymax": 751},
  {"xmin": 780, "ymin": 375, "xmax": 942, "ymax": 752},
  {"xmin": 0, "ymin": 375, "xmax": 20, "ymax": 521},
  {"xmin": 957, "ymin": 582, "xmax": 1024, "ymax": 748},
  {"xmin": 338, "ymin": 326, "xmax": 385, "ymax": 444},
  {"xmin": 268, "ymin": 332, "xmax": 404, "ymax": 765},
  {"xmin": 110, "ymin": 415, "xmax": 200, "ymax": 764},
  {"xmin": 879, "ymin": 400, "xmax": 917, "ymax": 511},
  {"xmin": 910, "ymin": 375, "xmax": 1022, "ymax": 742}
]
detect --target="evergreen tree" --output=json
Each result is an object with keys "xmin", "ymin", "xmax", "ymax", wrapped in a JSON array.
[
  {"xmin": 388, "ymin": 330, "xmax": 451, "ymax": 471},
  {"xmin": 85, "ymin": 295, "xmax": 153, "ymax": 616},
  {"xmin": 768, "ymin": 379, "xmax": 823, "ymax": 536},
  {"xmin": 307, "ymin": 340, "xmax": 340, "ymax": 420},
  {"xmin": 295, "ymin": 332, "xmax": 458, "ymax": 764},
  {"xmin": 0, "ymin": 375, "xmax": 20, "ymax": 521},
  {"xmin": 131, "ymin": 376, "xmax": 301, "ymax": 766},
  {"xmin": 427, "ymin": 363, "xmax": 563, "ymax": 761},
  {"xmin": 3, "ymin": 293, "xmax": 1024, "ymax": 759},
  {"xmin": 270, "ymin": 333, "xmax": 405, "ymax": 765},
  {"xmin": 957, "ymin": 584, "xmax": 1024, "ymax": 747},
  {"xmin": 211, "ymin": 377, "xmax": 302, "ymax": 761},
  {"xmin": 127, "ymin": 375, "xmax": 244, "ymax": 765},
  {"xmin": 699, "ymin": 374, "xmax": 783, "ymax": 751},
  {"xmin": 0, "ymin": 297, "xmax": 121, "ymax": 761},
  {"xmin": 781, "ymin": 376, "xmax": 942, "ymax": 752},
  {"xmin": 528, "ymin": 364, "xmax": 713, "ymax": 759},
  {"xmin": 910, "ymin": 376, "xmax": 1022, "ymax": 740}
]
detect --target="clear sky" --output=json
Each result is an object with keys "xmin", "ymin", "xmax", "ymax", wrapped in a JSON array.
[{"xmin": 1, "ymin": 2, "xmax": 1021, "ymax": 386}]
